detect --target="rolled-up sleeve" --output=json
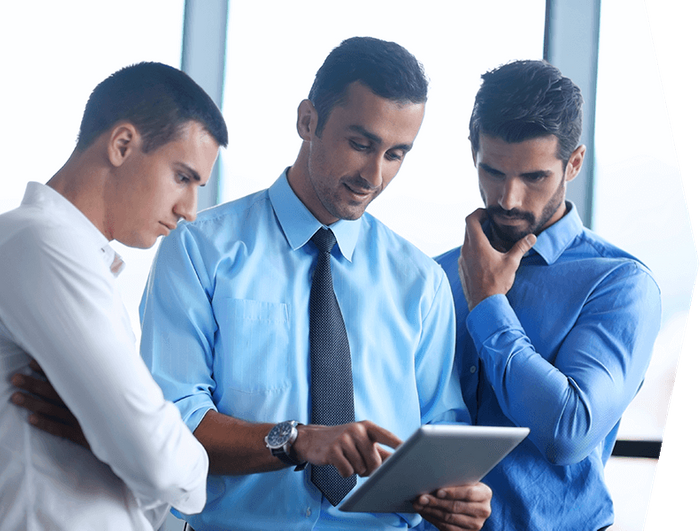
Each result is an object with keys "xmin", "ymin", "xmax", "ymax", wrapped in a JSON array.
[{"xmin": 140, "ymin": 223, "xmax": 219, "ymax": 432}]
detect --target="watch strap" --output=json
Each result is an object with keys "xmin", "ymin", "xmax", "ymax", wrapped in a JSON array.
[
  {"xmin": 271, "ymin": 446, "xmax": 304, "ymax": 467},
  {"xmin": 267, "ymin": 421, "xmax": 308, "ymax": 470}
]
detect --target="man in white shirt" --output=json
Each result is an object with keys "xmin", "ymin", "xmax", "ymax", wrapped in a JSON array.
[{"xmin": 0, "ymin": 62, "xmax": 228, "ymax": 530}]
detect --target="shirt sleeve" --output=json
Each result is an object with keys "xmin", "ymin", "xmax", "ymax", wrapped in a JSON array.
[
  {"xmin": 415, "ymin": 271, "xmax": 472, "ymax": 426},
  {"xmin": 467, "ymin": 261, "xmax": 661, "ymax": 465},
  {"xmin": 0, "ymin": 228, "xmax": 209, "ymax": 514},
  {"xmin": 139, "ymin": 224, "xmax": 219, "ymax": 432}
]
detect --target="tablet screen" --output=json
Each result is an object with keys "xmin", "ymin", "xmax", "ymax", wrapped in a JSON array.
[{"xmin": 338, "ymin": 424, "xmax": 529, "ymax": 513}]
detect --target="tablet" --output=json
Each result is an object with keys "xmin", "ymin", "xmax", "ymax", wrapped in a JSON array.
[{"xmin": 338, "ymin": 424, "xmax": 529, "ymax": 513}]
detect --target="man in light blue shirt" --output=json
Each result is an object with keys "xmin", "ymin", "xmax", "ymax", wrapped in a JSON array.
[
  {"xmin": 435, "ymin": 60, "xmax": 661, "ymax": 530},
  {"xmin": 139, "ymin": 37, "xmax": 494, "ymax": 530}
]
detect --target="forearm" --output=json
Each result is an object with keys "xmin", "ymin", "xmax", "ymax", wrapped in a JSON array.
[
  {"xmin": 0, "ymin": 248, "xmax": 208, "ymax": 510},
  {"xmin": 194, "ymin": 410, "xmax": 283, "ymax": 475},
  {"xmin": 469, "ymin": 293, "xmax": 658, "ymax": 465},
  {"xmin": 478, "ymin": 337, "xmax": 593, "ymax": 463}
]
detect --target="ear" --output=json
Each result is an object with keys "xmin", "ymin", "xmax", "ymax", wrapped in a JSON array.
[
  {"xmin": 296, "ymin": 99, "xmax": 318, "ymax": 141},
  {"xmin": 471, "ymin": 143, "xmax": 478, "ymax": 167},
  {"xmin": 107, "ymin": 123, "xmax": 140, "ymax": 167},
  {"xmin": 565, "ymin": 145, "xmax": 586, "ymax": 182}
]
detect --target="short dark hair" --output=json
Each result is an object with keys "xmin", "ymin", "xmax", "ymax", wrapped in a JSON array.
[
  {"xmin": 77, "ymin": 62, "xmax": 228, "ymax": 152},
  {"xmin": 308, "ymin": 36, "xmax": 428, "ymax": 135},
  {"xmin": 469, "ymin": 60, "xmax": 583, "ymax": 162}
]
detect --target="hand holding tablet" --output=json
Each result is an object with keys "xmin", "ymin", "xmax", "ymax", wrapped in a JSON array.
[{"xmin": 338, "ymin": 424, "xmax": 529, "ymax": 513}]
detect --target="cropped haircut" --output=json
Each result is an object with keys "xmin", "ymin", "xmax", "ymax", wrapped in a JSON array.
[
  {"xmin": 308, "ymin": 36, "xmax": 428, "ymax": 135},
  {"xmin": 76, "ymin": 62, "xmax": 228, "ymax": 152},
  {"xmin": 469, "ymin": 60, "xmax": 583, "ymax": 163}
]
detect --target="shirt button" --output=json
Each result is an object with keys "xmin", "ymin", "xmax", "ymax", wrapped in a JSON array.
[
  {"xmin": 306, "ymin": 507, "xmax": 312, "ymax": 517},
  {"xmin": 470, "ymin": 365, "xmax": 477, "ymax": 374}
]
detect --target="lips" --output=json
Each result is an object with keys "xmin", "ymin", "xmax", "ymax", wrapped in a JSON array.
[
  {"xmin": 493, "ymin": 213, "xmax": 527, "ymax": 225},
  {"xmin": 343, "ymin": 183, "xmax": 373, "ymax": 199},
  {"xmin": 487, "ymin": 206, "xmax": 534, "ymax": 227},
  {"xmin": 159, "ymin": 222, "xmax": 177, "ymax": 234}
]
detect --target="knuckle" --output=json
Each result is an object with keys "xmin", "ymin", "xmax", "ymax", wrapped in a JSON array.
[{"xmin": 442, "ymin": 510, "xmax": 459, "ymax": 525}]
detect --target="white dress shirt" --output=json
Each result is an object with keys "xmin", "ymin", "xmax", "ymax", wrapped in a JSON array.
[{"xmin": 0, "ymin": 182, "xmax": 208, "ymax": 530}]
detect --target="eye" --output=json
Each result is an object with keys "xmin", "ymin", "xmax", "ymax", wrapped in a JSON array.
[
  {"xmin": 385, "ymin": 150, "xmax": 405, "ymax": 162},
  {"xmin": 350, "ymin": 140, "xmax": 371, "ymax": 152},
  {"xmin": 524, "ymin": 173, "xmax": 548, "ymax": 183},
  {"xmin": 176, "ymin": 173, "xmax": 191, "ymax": 184},
  {"xmin": 482, "ymin": 167, "xmax": 505, "ymax": 180}
]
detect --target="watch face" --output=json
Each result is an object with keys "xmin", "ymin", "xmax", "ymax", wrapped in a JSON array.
[{"xmin": 267, "ymin": 422, "xmax": 293, "ymax": 448}]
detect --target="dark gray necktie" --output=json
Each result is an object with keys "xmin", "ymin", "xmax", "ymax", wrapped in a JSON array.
[{"xmin": 309, "ymin": 228, "xmax": 356, "ymax": 506}]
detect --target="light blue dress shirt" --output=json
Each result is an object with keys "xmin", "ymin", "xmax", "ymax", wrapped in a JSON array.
[
  {"xmin": 435, "ymin": 203, "xmax": 661, "ymax": 531},
  {"xmin": 140, "ymin": 171, "xmax": 468, "ymax": 530}
]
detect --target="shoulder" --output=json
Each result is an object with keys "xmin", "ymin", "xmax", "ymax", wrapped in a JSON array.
[
  {"xmin": 546, "ymin": 229, "xmax": 661, "ymax": 314},
  {"xmin": 0, "ymin": 206, "xmax": 113, "ymax": 317},
  {"xmin": 165, "ymin": 189, "xmax": 272, "ymax": 250},
  {"xmin": 575, "ymin": 228, "xmax": 659, "ymax": 286},
  {"xmin": 433, "ymin": 246, "xmax": 460, "ymax": 271},
  {"xmin": 361, "ymin": 213, "xmax": 449, "ymax": 287},
  {"xmin": 0, "ymin": 205, "xmax": 88, "ymax": 267},
  {"xmin": 188, "ymin": 188, "xmax": 270, "ymax": 234}
]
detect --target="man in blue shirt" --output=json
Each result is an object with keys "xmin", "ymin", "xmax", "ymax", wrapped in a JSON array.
[
  {"xmin": 138, "ymin": 37, "xmax": 493, "ymax": 530},
  {"xmin": 435, "ymin": 60, "xmax": 662, "ymax": 530}
]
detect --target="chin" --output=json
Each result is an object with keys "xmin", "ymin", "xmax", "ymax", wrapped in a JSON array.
[
  {"xmin": 493, "ymin": 224, "xmax": 530, "ymax": 246},
  {"xmin": 119, "ymin": 235, "xmax": 158, "ymax": 250}
]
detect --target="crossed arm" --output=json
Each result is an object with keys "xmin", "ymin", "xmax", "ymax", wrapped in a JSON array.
[{"xmin": 11, "ymin": 368, "xmax": 491, "ymax": 530}]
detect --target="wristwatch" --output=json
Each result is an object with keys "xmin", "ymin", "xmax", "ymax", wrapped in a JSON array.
[{"xmin": 265, "ymin": 420, "xmax": 307, "ymax": 470}]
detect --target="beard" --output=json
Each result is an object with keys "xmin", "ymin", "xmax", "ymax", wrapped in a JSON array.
[{"xmin": 485, "ymin": 176, "xmax": 566, "ymax": 250}]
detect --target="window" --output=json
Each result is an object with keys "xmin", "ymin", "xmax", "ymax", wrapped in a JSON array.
[
  {"xmin": 594, "ymin": 0, "xmax": 697, "ymax": 528},
  {"xmin": 1, "ymin": 0, "xmax": 186, "ymax": 333},
  {"xmin": 220, "ymin": 0, "xmax": 546, "ymax": 257}
]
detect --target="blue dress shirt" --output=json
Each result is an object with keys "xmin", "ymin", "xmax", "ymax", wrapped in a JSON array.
[
  {"xmin": 140, "ymin": 171, "xmax": 468, "ymax": 530},
  {"xmin": 435, "ymin": 203, "xmax": 661, "ymax": 531}
]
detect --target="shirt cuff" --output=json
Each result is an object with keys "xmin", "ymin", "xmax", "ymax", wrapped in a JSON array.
[{"xmin": 465, "ymin": 294, "xmax": 522, "ymax": 349}]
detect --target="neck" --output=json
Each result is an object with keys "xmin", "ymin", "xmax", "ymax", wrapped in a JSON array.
[
  {"xmin": 47, "ymin": 147, "xmax": 111, "ymax": 239},
  {"xmin": 286, "ymin": 143, "xmax": 337, "ymax": 226}
]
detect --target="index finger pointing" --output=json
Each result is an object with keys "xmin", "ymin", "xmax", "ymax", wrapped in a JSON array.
[{"xmin": 363, "ymin": 422, "xmax": 403, "ymax": 450}]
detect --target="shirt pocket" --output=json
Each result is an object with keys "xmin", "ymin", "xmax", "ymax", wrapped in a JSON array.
[{"xmin": 215, "ymin": 298, "xmax": 291, "ymax": 393}]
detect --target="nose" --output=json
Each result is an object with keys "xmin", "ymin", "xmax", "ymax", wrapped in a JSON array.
[
  {"xmin": 360, "ymin": 155, "xmax": 384, "ymax": 189},
  {"xmin": 498, "ymin": 177, "xmax": 525, "ymax": 212},
  {"xmin": 174, "ymin": 187, "xmax": 198, "ymax": 222}
]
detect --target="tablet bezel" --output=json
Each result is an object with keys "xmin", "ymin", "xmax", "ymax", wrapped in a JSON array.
[{"xmin": 338, "ymin": 424, "xmax": 529, "ymax": 513}]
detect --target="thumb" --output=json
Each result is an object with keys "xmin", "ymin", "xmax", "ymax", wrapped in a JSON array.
[{"xmin": 508, "ymin": 233, "xmax": 536, "ymax": 261}]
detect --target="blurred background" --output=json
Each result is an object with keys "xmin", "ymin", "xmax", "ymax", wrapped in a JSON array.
[{"xmin": 1, "ymin": 1, "xmax": 697, "ymax": 529}]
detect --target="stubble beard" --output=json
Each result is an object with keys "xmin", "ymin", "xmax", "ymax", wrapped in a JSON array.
[{"xmin": 485, "ymin": 177, "xmax": 566, "ymax": 251}]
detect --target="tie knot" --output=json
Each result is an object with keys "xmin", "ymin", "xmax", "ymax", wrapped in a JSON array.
[{"xmin": 311, "ymin": 228, "xmax": 337, "ymax": 254}]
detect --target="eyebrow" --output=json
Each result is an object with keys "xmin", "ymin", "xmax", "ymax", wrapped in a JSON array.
[
  {"xmin": 479, "ymin": 163, "xmax": 552, "ymax": 180},
  {"xmin": 348, "ymin": 125, "xmax": 414, "ymax": 152},
  {"xmin": 174, "ymin": 162, "xmax": 202, "ymax": 183},
  {"xmin": 479, "ymin": 163, "xmax": 505, "ymax": 175}
]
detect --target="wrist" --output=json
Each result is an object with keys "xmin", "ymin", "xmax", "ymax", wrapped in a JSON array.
[
  {"xmin": 288, "ymin": 423, "xmax": 304, "ymax": 463},
  {"xmin": 265, "ymin": 420, "xmax": 308, "ymax": 470}
]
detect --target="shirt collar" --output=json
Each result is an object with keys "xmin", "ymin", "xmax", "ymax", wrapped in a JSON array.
[
  {"xmin": 101, "ymin": 245, "xmax": 126, "ymax": 277},
  {"xmin": 22, "ymin": 182, "xmax": 126, "ymax": 277},
  {"xmin": 268, "ymin": 169, "xmax": 361, "ymax": 262},
  {"xmin": 530, "ymin": 201, "xmax": 584, "ymax": 264}
]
